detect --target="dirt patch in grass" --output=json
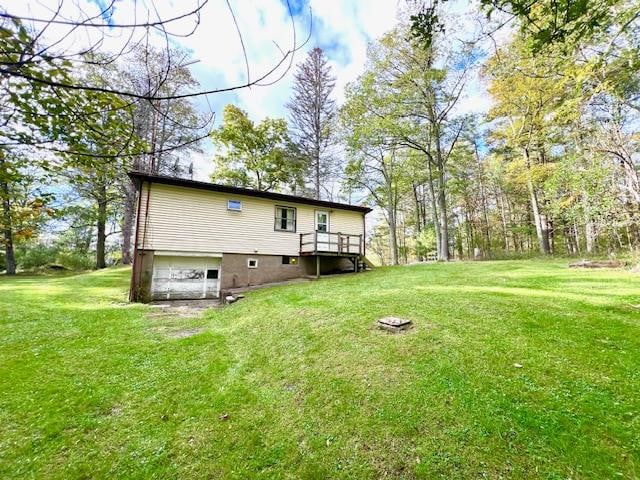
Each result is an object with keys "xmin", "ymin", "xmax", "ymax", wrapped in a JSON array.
[
  {"xmin": 147, "ymin": 302, "xmax": 219, "ymax": 319},
  {"xmin": 145, "ymin": 302, "xmax": 215, "ymax": 339},
  {"xmin": 164, "ymin": 327, "xmax": 205, "ymax": 339},
  {"xmin": 569, "ymin": 260, "xmax": 624, "ymax": 269}
]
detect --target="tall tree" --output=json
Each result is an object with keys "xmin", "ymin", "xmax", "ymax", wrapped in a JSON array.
[
  {"xmin": 0, "ymin": 151, "xmax": 54, "ymax": 273},
  {"xmin": 286, "ymin": 48, "xmax": 337, "ymax": 199},
  {"xmin": 485, "ymin": 38, "xmax": 567, "ymax": 254},
  {"xmin": 348, "ymin": 26, "xmax": 471, "ymax": 261},
  {"xmin": 119, "ymin": 47, "xmax": 206, "ymax": 265},
  {"xmin": 0, "ymin": 20, "xmax": 78, "ymax": 273},
  {"xmin": 211, "ymin": 105, "xmax": 304, "ymax": 192},
  {"xmin": 58, "ymin": 63, "xmax": 142, "ymax": 269},
  {"xmin": 62, "ymin": 161, "xmax": 122, "ymax": 269},
  {"xmin": 341, "ymin": 72, "xmax": 410, "ymax": 265}
]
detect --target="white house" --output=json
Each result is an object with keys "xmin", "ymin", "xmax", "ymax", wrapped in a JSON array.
[{"xmin": 129, "ymin": 172, "xmax": 372, "ymax": 302}]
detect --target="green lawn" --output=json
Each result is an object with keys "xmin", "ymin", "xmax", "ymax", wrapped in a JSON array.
[{"xmin": 1, "ymin": 262, "xmax": 639, "ymax": 479}]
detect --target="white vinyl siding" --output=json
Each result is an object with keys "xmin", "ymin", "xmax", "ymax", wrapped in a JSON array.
[{"xmin": 137, "ymin": 183, "xmax": 365, "ymax": 256}]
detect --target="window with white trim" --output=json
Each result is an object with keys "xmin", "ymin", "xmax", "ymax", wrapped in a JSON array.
[
  {"xmin": 275, "ymin": 206, "xmax": 296, "ymax": 232},
  {"xmin": 316, "ymin": 211, "xmax": 329, "ymax": 232},
  {"xmin": 227, "ymin": 199, "xmax": 242, "ymax": 211},
  {"xmin": 248, "ymin": 258, "xmax": 258, "ymax": 268}
]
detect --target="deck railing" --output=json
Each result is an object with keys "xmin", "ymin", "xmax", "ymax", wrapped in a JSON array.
[{"xmin": 299, "ymin": 231, "xmax": 363, "ymax": 256}]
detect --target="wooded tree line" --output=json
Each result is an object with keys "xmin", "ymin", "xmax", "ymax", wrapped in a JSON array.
[
  {"xmin": 209, "ymin": 0, "xmax": 640, "ymax": 265},
  {"xmin": 1, "ymin": 0, "xmax": 639, "ymax": 272},
  {"xmin": 0, "ymin": 20, "xmax": 207, "ymax": 273},
  {"xmin": 0, "ymin": 0, "xmax": 311, "ymax": 274},
  {"xmin": 344, "ymin": 0, "xmax": 640, "ymax": 264}
]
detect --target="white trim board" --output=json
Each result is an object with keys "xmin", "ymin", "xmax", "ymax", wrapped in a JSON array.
[{"xmin": 154, "ymin": 251, "xmax": 223, "ymax": 258}]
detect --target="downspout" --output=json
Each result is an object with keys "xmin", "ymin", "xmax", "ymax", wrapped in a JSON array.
[
  {"xmin": 129, "ymin": 178, "xmax": 143, "ymax": 300},
  {"xmin": 140, "ymin": 180, "xmax": 152, "ymax": 252},
  {"xmin": 129, "ymin": 179, "xmax": 152, "ymax": 301}
]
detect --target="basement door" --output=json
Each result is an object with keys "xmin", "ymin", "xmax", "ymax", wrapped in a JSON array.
[{"xmin": 151, "ymin": 255, "xmax": 220, "ymax": 300}]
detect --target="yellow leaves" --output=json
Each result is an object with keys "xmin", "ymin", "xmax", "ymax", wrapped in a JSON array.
[
  {"xmin": 502, "ymin": 155, "xmax": 554, "ymax": 187},
  {"xmin": 529, "ymin": 162, "xmax": 554, "ymax": 182},
  {"xmin": 558, "ymin": 194, "xmax": 577, "ymax": 209}
]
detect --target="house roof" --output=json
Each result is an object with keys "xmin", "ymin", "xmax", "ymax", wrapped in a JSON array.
[{"xmin": 128, "ymin": 172, "xmax": 373, "ymax": 214}]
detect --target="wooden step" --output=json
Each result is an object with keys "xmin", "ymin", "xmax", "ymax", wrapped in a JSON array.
[{"xmin": 361, "ymin": 256, "xmax": 375, "ymax": 269}]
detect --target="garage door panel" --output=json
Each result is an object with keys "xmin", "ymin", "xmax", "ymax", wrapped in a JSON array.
[
  {"xmin": 164, "ymin": 281, "xmax": 204, "ymax": 300},
  {"xmin": 172, "ymin": 269, "xmax": 205, "ymax": 280},
  {"xmin": 205, "ymin": 279, "xmax": 219, "ymax": 297},
  {"xmin": 151, "ymin": 256, "xmax": 220, "ymax": 300}
]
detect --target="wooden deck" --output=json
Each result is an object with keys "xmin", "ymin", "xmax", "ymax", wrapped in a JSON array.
[
  {"xmin": 299, "ymin": 231, "xmax": 363, "ymax": 257},
  {"xmin": 299, "ymin": 231, "xmax": 365, "ymax": 277}
]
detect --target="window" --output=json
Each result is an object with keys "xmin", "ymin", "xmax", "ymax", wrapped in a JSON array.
[
  {"xmin": 248, "ymin": 258, "xmax": 258, "ymax": 269},
  {"xmin": 282, "ymin": 255, "xmax": 298, "ymax": 265},
  {"xmin": 275, "ymin": 206, "xmax": 296, "ymax": 232},
  {"xmin": 206, "ymin": 269, "xmax": 219, "ymax": 279},
  {"xmin": 316, "ymin": 211, "xmax": 329, "ymax": 232},
  {"xmin": 227, "ymin": 199, "xmax": 242, "ymax": 211}
]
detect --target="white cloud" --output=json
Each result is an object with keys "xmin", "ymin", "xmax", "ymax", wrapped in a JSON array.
[
  {"xmin": 9, "ymin": 1, "xmax": 498, "ymax": 180},
  {"xmin": 177, "ymin": 0, "xmax": 402, "ymax": 179}
]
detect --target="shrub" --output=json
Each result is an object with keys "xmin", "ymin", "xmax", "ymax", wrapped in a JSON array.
[
  {"xmin": 55, "ymin": 251, "xmax": 94, "ymax": 271},
  {"xmin": 15, "ymin": 243, "xmax": 59, "ymax": 269}
]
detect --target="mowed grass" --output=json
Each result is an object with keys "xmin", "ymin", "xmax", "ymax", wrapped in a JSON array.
[{"xmin": 1, "ymin": 262, "xmax": 639, "ymax": 479}]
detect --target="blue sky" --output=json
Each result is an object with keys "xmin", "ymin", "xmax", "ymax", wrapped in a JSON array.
[
  {"xmin": 176, "ymin": 0, "xmax": 494, "ymax": 178},
  {"xmin": 15, "ymin": 0, "xmax": 496, "ymax": 180},
  {"xmin": 160, "ymin": 0, "xmax": 405, "ymax": 178}
]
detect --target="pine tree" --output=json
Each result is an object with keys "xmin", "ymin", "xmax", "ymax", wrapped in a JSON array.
[{"xmin": 286, "ymin": 48, "xmax": 337, "ymax": 200}]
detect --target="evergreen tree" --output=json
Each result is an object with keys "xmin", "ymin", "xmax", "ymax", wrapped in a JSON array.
[{"xmin": 286, "ymin": 48, "xmax": 337, "ymax": 200}]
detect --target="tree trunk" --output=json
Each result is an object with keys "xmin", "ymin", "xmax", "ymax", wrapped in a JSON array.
[
  {"xmin": 563, "ymin": 221, "xmax": 577, "ymax": 255},
  {"xmin": 547, "ymin": 217, "xmax": 555, "ymax": 254},
  {"xmin": 620, "ymin": 156, "xmax": 640, "ymax": 204},
  {"xmin": 474, "ymin": 142, "xmax": 491, "ymax": 256},
  {"xmin": 402, "ymin": 217, "xmax": 409, "ymax": 263},
  {"xmin": 96, "ymin": 183, "xmax": 107, "ymax": 269},
  {"xmin": 585, "ymin": 219, "xmax": 596, "ymax": 254},
  {"xmin": 412, "ymin": 183, "xmax": 423, "ymax": 261},
  {"xmin": 315, "ymin": 146, "xmax": 321, "ymax": 200},
  {"xmin": 524, "ymin": 149, "xmax": 550, "ymax": 254},
  {"xmin": 496, "ymin": 190, "xmax": 510, "ymax": 251},
  {"xmin": 465, "ymin": 208, "xmax": 473, "ymax": 259},
  {"xmin": 1, "ymin": 171, "xmax": 16, "ymax": 275},
  {"xmin": 431, "ymin": 118, "xmax": 450, "ymax": 261},
  {"xmin": 436, "ymin": 168, "xmax": 450, "ymax": 261},
  {"xmin": 457, "ymin": 215, "xmax": 465, "ymax": 259},
  {"xmin": 426, "ymin": 162, "xmax": 441, "ymax": 258},
  {"xmin": 387, "ymin": 207, "xmax": 399, "ymax": 265},
  {"xmin": 420, "ymin": 185, "xmax": 428, "ymax": 229}
]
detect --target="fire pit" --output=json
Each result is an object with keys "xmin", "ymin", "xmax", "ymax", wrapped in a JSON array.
[{"xmin": 377, "ymin": 316, "xmax": 413, "ymax": 333}]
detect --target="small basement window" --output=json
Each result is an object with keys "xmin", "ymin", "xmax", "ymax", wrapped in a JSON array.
[
  {"xmin": 227, "ymin": 199, "xmax": 242, "ymax": 211},
  {"xmin": 248, "ymin": 258, "xmax": 258, "ymax": 269},
  {"xmin": 206, "ymin": 269, "xmax": 219, "ymax": 279},
  {"xmin": 282, "ymin": 255, "xmax": 298, "ymax": 265}
]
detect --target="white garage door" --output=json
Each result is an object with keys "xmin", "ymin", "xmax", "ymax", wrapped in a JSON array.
[{"xmin": 151, "ymin": 255, "xmax": 220, "ymax": 300}]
